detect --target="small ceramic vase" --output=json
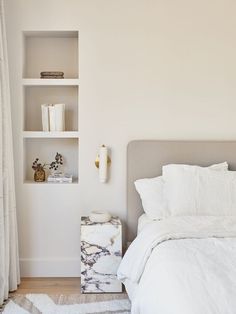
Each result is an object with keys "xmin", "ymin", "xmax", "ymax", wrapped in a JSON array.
[{"xmin": 34, "ymin": 168, "xmax": 46, "ymax": 182}]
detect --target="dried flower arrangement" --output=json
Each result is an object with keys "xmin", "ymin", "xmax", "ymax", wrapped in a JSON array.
[
  {"xmin": 32, "ymin": 153, "xmax": 63, "ymax": 182},
  {"xmin": 49, "ymin": 152, "xmax": 63, "ymax": 171},
  {"xmin": 32, "ymin": 158, "xmax": 45, "ymax": 171}
]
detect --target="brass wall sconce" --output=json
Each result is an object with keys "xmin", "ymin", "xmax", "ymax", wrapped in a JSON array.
[{"xmin": 95, "ymin": 145, "xmax": 111, "ymax": 183}]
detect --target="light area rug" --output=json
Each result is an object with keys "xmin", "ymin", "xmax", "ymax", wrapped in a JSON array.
[{"xmin": 2, "ymin": 294, "xmax": 131, "ymax": 314}]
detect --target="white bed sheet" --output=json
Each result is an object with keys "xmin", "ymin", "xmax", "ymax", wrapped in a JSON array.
[
  {"xmin": 118, "ymin": 216, "xmax": 236, "ymax": 314},
  {"xmin": 137, "ymin": 214, "xmax": 154, "ymax": 234}
]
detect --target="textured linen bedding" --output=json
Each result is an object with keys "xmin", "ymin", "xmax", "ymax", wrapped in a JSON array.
[
  {"xmin": 117, "ymin": 216, "xmax": 236, "ymax": 314},
  {"xmin": 137, "ymin": 214, "xmax": 155, "ymax": 234}
]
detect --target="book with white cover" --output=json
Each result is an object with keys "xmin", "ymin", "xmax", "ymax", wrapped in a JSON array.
[
  {"xmin": 41, "ymin": 104, "xmax": 49, "ymax": 131},
  {"xmin": 54, "ymin": 103, "xmax": 65, "ymax": 131},
  {"xmin": 47, "ymin": 174, "xmax": 73, "ymax": 183},
  {"xmin": 49, "ymin": 105, "xmax": 56, "ymax": 131}
]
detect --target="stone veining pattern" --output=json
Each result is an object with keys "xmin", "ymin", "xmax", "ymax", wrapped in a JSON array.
[{"xmin": 81, "ymin": 216, "xmax": 122, "ymax": 293}]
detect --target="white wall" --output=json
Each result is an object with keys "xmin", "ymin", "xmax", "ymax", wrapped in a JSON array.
[{"xmin": 5, "ymin": 0, "xmax": 236, "ymax": 276}]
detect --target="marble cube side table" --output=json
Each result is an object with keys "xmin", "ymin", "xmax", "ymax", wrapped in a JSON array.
[{"xmin": 80, "ymin": 216, "xmax": 122, "ymax": 293}]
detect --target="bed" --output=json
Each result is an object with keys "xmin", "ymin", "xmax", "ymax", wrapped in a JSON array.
[
  {"xmin": 118, "ymin": 140, "xmax": 236, "ymax": 314},
  {"xmin": 137, "ymin": 213, "xmax": 154, "ymax": 234}
]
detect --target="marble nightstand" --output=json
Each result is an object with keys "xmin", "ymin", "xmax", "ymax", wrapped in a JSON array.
[{"xmin": 80, "ymin": 216, "xmax": 122, "ymax": 293}]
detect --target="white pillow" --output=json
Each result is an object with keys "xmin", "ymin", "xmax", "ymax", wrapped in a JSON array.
[
  {"xmin": 163, "ymin": 163, "xmax": 236, "ymax": 216},
  {"xmin": 204, "ymin": 161, "xmax": 228, "ymax": 171},
  {"xmin": 135, "ymin": 162, "xmax": 228, "ymax": 219},
  {"xmin": 135, "ymin": 176, "xmax": 168, "ymax": 219}
]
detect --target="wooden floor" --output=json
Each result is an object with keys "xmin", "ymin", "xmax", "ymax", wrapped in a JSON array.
[{"xmin": 13, "ymin": 277, "xmax": 81, "ymax": 295}]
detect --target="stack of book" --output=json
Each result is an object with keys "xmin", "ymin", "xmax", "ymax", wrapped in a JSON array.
[
  {"xmin": 47, "ymin": 174, "xmax": 73, "ymax": 183},
  {"xmin": 41, "ymin": 104, "xmax": 65, "ymax": 131},
  {"xmin": 40, "ymin": 71, "xmax": 64, "ymax": 79}
]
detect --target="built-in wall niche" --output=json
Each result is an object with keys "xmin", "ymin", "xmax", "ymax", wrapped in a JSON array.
[
  {"xmin": 24, "ymin": 138, "xmax": 79, "ymax": 183},
  {"xmin": 24, "ymin": 85, "xmax": 78, "ymax": 131},
  {"xmin": 23, "ymin": 31, "xmax": 78, "ymax": 79},
  {"xmin": 22, "ymin": 31, "xmax": 79, "ymax": 184},
  {"xmin": 22, "ymin": 30, "xmax": 79, "ymax": 184}
]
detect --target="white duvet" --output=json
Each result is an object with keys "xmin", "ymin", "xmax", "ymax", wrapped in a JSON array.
[{"xmin": 117, "ymin": 216, "xmax": 236, "ymax": 314}]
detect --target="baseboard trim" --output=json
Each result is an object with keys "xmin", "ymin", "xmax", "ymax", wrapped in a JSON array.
[{"xmin": 20, "ymin": 258, "xmax": 80, "ymax": 277}]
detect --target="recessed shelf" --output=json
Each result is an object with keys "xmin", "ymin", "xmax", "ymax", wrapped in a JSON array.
[
  {"xmin": 23, "ymin": 31, "xmax": 79, "ymax": 78},
  {"xmin": 24, "ymin": 138, "xmax": 78, "ymax": 183},
  {"xmin": 23, "ymin": 131, "xmax": 79, "ymax": 138},
  {"xmin": 22, "ymin": 79, "xmax": 79, "ymax": 86},
  {"xmin": 23, "ymin": 85, "xmax": 78, "ymax": 131}
]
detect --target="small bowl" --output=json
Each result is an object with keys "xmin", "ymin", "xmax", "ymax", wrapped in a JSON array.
[{"xmin": 89, "ymin": 211, "xmax": 111, "ymax": 223}]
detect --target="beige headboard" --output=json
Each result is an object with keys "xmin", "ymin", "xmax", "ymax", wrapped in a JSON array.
[{"xmin": 127, "ymin": 140, "xmax": 236, "ymax": 242}]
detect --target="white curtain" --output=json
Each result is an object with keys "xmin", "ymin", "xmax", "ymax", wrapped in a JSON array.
[{"xmin": 0, "ymin": 0, "xmax": 20, "ymax": 305}]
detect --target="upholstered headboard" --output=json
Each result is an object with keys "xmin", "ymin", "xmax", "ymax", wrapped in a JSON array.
[{"xmin": 127, "ymin": 140, "xmax": 236, "ymax": 242}]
